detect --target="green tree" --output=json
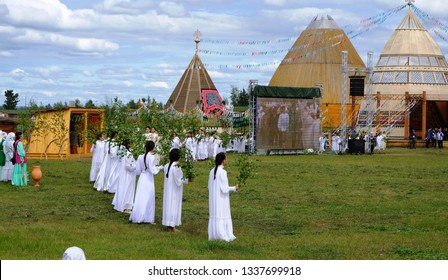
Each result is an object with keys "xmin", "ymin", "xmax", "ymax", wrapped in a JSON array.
[
  {"xmin": 85, "ymin": 99, "xmax": 96, "ymax": 108},
  {"xmin": 230, "ymin": 86, "xmax": 249, "ymax": 107},
  {"xmin": 3, "ymin": 89, "xmax": 19, "ymax": 110},
  {"xmin": 127, "ymin": 99, "xmax": 138, "ymax": 109},
  {"xmin": 74, "ymin": 99, "xmax": 82, "ymax": 108}
]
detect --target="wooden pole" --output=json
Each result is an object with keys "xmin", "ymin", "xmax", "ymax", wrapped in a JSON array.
[
  {"xmin": 404, "ymin": 92, "xmax": 410, "ymax": 140},
  {"xmin": 422, "ymin": 91, "xmax": 427, "ymax": 137}
]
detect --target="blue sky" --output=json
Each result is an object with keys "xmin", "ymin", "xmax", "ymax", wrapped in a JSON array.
[{"xmin": 0, "ymin": 0, "xmax": 447, "ymax": 107}]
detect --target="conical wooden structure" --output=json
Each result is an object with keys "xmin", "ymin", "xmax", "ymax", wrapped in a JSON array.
[
  {"xmin": 165, "ymin": 31, "xmax": 218, "ymax": 113},
  {"xmin": 372, "ymin": 9, "xmax": 448, "ymax": 98},
  {"xmin": 269, "ymin": 15, "xmax": 366, "ymax": 105},
  {"xmin": 370, "ymin": 7, "xmax": 448, "ymax": 139}
]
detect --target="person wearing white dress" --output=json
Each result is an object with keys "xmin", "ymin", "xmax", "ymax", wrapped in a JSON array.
[
  {"xmin": 318, "ymin": 133, "xmax": 328, "ymax": 153},
  {"xmin": 162, "ymin": 148, "xmax": 188, "ymax": 232},
  {"xmin": 112, "ymin": 141, "xmax": 137, "ymax": 213},
  {"xmin": 106, "ymin": 142, "xmax": 122, "ymax": 194},
  {"xmin": 170, "ymin": 132, "xmax": 182, "ymax": 151},
  {"xmin": 89, "ymin": 134, "xmax": 105, "ymax": 182},
  {"xmin": 331, "ymin": 133, "xmax": 340, "ymax": 154},
  {"xmin": 208, "ymin": 152, "xmax": 239, "ymax": 242},
  {"xmin": 2, "ymin": 132, "xmax": 15, "ymax": 181},
  {"xmin": 184, "ymin": 132, "xmax": 196, "ymax": 161},
  {"xmin": 94, "ymin": 131, "xmax": 117, "ymax": 191},
  {"xmin": 208, "ymin": 133, "xmax": 215, "ymax": 159},
  {"xmin": 375, "ymin": 132, "xmax": 385, "ymax": 151},
  {"xmin": 196, "ymin": 128, "xmax": 208, "ymax": 161},
  {"xmin": 130, "ymin": 141, "xmax": 163, "ymax": 224}
]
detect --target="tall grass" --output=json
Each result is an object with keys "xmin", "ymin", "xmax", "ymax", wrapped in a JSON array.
[{"xmin": 0, "ymin": 148, "xmax": 447, "ymax": 260}]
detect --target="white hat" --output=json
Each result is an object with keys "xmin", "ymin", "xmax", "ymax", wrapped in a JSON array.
[{"xmin": 62, "ymin": 246, "xmax": 86, "ymax": 260}]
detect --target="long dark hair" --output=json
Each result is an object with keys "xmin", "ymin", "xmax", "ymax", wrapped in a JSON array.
[
  {"xmin": 214, "ymin": 152, "xmax": 226, "ymax": 180},
  {"xmin": 108, "ymin": 131, "xmax": 117, "ymax": 154},
  {"xmin": 166, "ymin": 148, "xmax": 180, "ymax": 178},
  {"xmin": 143, "ymin": 141, "xmax": 155, "ymax": 170}
]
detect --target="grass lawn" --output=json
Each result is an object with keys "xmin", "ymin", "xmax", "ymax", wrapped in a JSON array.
[{"xmin": 0, "ymin": 147, "xmax": 447, "ymax": 260}]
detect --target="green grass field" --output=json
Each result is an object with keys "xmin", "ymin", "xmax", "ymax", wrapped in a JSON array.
[{"xmin": 0, "ymin": 148, "xmax": 447, "ymax": 260}]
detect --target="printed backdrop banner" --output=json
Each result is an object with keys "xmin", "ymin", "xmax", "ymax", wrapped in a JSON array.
[{"xmin": 256, "ymin": 97, "xmax": 321, "ymax": 151}]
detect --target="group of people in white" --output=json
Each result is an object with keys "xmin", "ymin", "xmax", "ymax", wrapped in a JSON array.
[
  {"xmin": 178, "ymin": 129, "xmax": 224, "ymax": 161},
  {"xmin": 0, "ymin": 131, "xmax": 28, "ymax": 186},
  {"xmin": 316, "ymin": 131, "xmax": 388, "ymax": 154},
  {"xmin": 89, "ymin": 129, "xmax": 239, "ymax": 241}
]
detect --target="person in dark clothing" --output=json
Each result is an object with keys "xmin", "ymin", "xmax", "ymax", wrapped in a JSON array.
[{"xmin": 409, "ymin": 130, "xmax": 417, "ymax": 149}]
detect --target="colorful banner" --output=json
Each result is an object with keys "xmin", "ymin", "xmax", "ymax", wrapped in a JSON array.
[{"xmin": 412, "ymin": 5, "xmax": 448, "ymax": 33}]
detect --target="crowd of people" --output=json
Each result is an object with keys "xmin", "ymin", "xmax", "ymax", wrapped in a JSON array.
[
  {"xmin": 89, "ymin": 128, "xmax": 239, "ymax": 241},
  {"xmin": 0, "ymin": 131, "xmax": 28, "ymax": 187}
]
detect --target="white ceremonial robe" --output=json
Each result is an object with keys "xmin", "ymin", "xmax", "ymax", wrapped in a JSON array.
[
  {"xmin": 171, "ymin": 136, "xmax": 182, "ymax": 151},
  {"xmin": 89, "ymin": 140, "xmax": 105, "ymax": 182},
  {"xmin": 112, "ymin": 150, "xmax": 137, "ymax": 212},
  {"xmin": 318, "ymin": 136, "xmax": 327, "ymax": 153},
  {"xmin": 208, "ymin": 137, "xmax": 215, "ymax": 158},
  {"xmin": 162, "ymin": 162, "xmax": 187, "ymax": 227},
  {"xmin": 105, "ymin": 144, "xmax": 120, "ymax": 193},
  {"xmin": 130, "ymin": 153, "xmax": 162, "ymax": 223},
  {"xmin": 208, "ymin": 165, "xmax": 237, "ymax": 242},
  {"xmin": 331, "ymin": 136, "xmax": 340, "ymax": 153},
  {"xmin": 2, "ymin": 134, "xmax": 14, "ymax": 181},
  {"xmin": 196, "ymin": 136, "xmax": 208, "ymax": 160},
  {"xmin": 94, "ymin": 140, "xmax": 112, "ymax": 191},
  {"xmin": 184, "ymin": 137, "xmax": 196, "ymax": 160}
]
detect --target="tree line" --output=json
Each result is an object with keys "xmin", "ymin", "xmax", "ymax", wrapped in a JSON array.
[{"xmin": 2, "ymin": 90, "xmax": 165, "ymax": 111}]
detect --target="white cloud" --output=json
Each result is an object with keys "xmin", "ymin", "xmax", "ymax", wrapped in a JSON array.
[
  {"xmin": 123, "ymin": 80, "xmax": 133, "ymax": 87},
  {"xmin": 144, "ymin": 81, "xmax": 169, "ymax": 88},
  {"xmin": 10, "ymin": 68, "xmax": 28, "ymax": 80},
  {"xmin": 159, "ymin": 1, "xmax": 186, "ymax": 17},
  {"xmin": 42, "ymin": 91, "xmax": 55, "ymax": 97},
  {"xmin": 0, "ymin": 51, "xmax": 13, "ymax": 57},
  {"xmin": 34, "ymin": 66, "xmax": 63, "ymax": 77},
  {"xmin": 264, "ymin": 0, "xmax": 287, "ymax": 6},
  {"xmin": 208, "ymin": 70, "xmax": 232, "ymax": 79},
  {"xmin": 83, "ymin": 70, "xmax": 94, "ymax": 77},
  {"xmin": 12, "ymin": 29, "xmax": 119, "ymax": 53},
  {"xmin": 40, "ymin": 79, "xmax": 57, "ymax": 85}
]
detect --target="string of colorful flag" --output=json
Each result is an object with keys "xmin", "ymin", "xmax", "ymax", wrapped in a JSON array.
[
  {"xmin": 200, "ymin": 4, "xmax": 406, "ymax": 46},
  {"xmin": 198, "ymin": 33, "xmax": 344, "ymax": 56},
  {"xmin": 203, "ymin": 5, "xmax": 404, "ymax": 69},
  {"xmin": 411, "ymin": 5, "xmax": 448, "ymax": 33},
  {"xmin": 411, "ymin": 4, "xmax": 448, "ymax": 44}
]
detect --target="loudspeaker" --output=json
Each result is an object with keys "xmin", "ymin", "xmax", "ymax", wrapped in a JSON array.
[{"xmin": 349, "ymin": 76, "xmax": 365, "ymax": 96}]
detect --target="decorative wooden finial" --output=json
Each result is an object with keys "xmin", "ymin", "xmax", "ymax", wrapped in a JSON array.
[{"xmin": 194, "ymin": 29, "xmax": 202, "ymax": 52}]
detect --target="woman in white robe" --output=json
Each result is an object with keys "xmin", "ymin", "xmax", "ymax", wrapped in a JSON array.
[
  {"xmin": 208, "ymin": 152, "xmax": 239, "ymax": 242},
  {"xmin": 162, "ymin": 148, "xmax": 188, "ymax": 231},
  {"xmin": 112, "ymin": 141, "xmax": 136, "ymax": 213},
  {"xmin": 331, "ymin": 134, "xmax": 340, "ymax": 153},
  {"xmin": 184, "ymin": 132, "xmax": 196, "ymax": 161},
  {"xmin": 130, "ymin": 141, "xmax": 163, "ymax": 224},
  {"xmin": 2, "ymin": 132, "xmax": 15, "ymax": 181},
  {"xmin": 318, "ymin": 133, "xmax": 327, "ymax": 153},
  {"xmin": 89, "ymin": 134, "xmax": 105, "ymax": 182},
  {"xmin": 170, "ymin": 133, "xmax": 182, "ymax": 151},
  {"xmin": 196, "ymin": 129, "xmax": 208, "ymax": 161},
  {"xmin": 106, "ymin": 142, "xmax": 121, "ymax": 194},
  {"xmin": 94, "ymin": 131, "xmax": 117, "ymax": 191}
]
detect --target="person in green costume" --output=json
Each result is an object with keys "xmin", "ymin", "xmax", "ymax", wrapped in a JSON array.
[{"xmin": 11, "ymin": 132, "xmax": 27, "ymax": 187}]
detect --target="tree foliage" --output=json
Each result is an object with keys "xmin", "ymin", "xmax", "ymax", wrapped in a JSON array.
[
  {"xmin": 3, "ymin": 89, "xmax": 19, "ymax": 110},
  {"xmin": 230, "ymin": 86, "xmax": 249, "ymax": 107}
]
